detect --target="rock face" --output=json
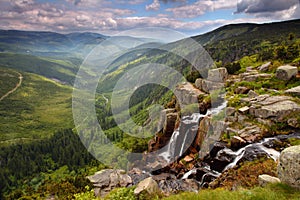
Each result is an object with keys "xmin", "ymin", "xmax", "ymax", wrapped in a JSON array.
[
  {"xmin": 285, "ymin": 86, "xmax": 300, "ymax": 97},
  {"xmin": 87, "ymin": 169, "xmax": 132, "ymax": 197},
  {"xmin": 258, "ymin": 174, "xmax": 280, "ymax": 187},
  {"xmin": 276, "ymin": 65, "xmax": 298, "ymax": 81},
  {"xmin": 134, "ymin": 177, "xmax": 160, "ymax": 196},
  {"xmin": 278, "ymin": 145, "xmax": 300, "ymax": 189}
]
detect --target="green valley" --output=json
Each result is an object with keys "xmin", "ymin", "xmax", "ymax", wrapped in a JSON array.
[{"xmin": 0, "ymin": 67, "xmax": 73, "ymax": 144}]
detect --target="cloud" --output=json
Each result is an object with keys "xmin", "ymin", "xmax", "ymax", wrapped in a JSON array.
[
  {"xmin": 236, "ymin": 0, "xmax": 299, "ymax": 13},
  {"xmin": 116, "ymin": 0, "xmax": 146, "ymax": 5},
  {"xmin": 166, "ymin": 0, "xmax": 236, "ymax": 18},
  {"xmin": 236, "ymin": 0, "xmax": 300, "ymax": 20},
  {"xmin": 146, "ymin": 0, "xmax": 160, "ymax": 11}
]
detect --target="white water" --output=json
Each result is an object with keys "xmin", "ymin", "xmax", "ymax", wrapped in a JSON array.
[{"xmin": 223, "ymin": 138, "xmax": 281, "ymax": 171}]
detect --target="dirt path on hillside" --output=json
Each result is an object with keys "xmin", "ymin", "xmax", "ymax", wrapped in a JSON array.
[{"xmin": 0, "ymin": 72, "xmax": 23, "ymax": 101}]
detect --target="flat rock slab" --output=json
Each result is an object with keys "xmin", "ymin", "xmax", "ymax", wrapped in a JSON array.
[
  {"xmin": 251, "ymin": 100, "xmax": 300, "ymax": 119},
  {"xmin": 285, "ymin": 86, "xmax": 300, "ymax": 97}
]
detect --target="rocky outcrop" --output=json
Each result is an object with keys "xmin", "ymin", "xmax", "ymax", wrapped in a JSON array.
[
  {"xmin": 207, "ymin": 68, "xmax": 228, "ymax": 82},
  {"xmin": 148, "ymin": 109, "xmax": 178, "ymax": 152},
  {"xmin": 195, "ymin": 68, "xmax": 228, "ymax": 93},
  {"xmin": 278, "ymin": 145, "xmax": 300, "ymax": 189},
  {"xmin": 258, "ymin": 174, "xmax": 280, "ymax": 187},
  {"xmin": 87, "ymin": 169, "xmax": 132, "ymax": 197},
  {"xmin": 285, "ymin": 86, "xmax": 300, "ymax": 97},
  {"xmin": 276, "ymin": 65, "xmax": 298, "ymax": 81},
  {"xmin": 174, "ymin": 82, "xmax": 204, "ymax": 106}
]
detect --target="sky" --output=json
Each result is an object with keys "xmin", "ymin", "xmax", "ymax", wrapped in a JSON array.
[{"xmin": 0, "ymin": 0, "xmax": 300, "ymax": 36}]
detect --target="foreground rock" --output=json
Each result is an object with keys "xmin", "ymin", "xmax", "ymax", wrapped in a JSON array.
[
  {"xmin": 278, "ymin": 145, "xmax": 300, "ymax": 189},
  {"xmin": 258, "ymin": 174, "xmax": 280, "ymax": 187},
  {"xmin": 134, "ymin": 177, "xmax": 160, "ymax": 196},
  {"xmin": 87, "ymin": 169, "xmax": 132, "ymax": 197},
  {"xmin": 276, "ymin": 65, "xmax": 298, "ymax": 81}
]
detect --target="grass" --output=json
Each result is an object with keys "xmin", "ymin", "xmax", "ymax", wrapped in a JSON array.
[
  {"xmin": 163, "ymin": 183, "xmax": 300, "ymax": 200},
  {"xmin": 0, "ymin": 67, "xmax": 74, "ymax": 144},
  {"xmin": 0, "ymin": 67, "xmax": 20, "ymax": 97}
]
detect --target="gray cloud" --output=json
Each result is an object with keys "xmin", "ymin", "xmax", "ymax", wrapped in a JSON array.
[{"xmin": 236, "ymin": 0, "xmax": 299, "ymax": 13}]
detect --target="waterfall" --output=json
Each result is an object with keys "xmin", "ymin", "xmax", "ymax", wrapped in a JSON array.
[
  {"xmin": 159, "ymin": 100, "xmax": 227, "ymax": 163},
  {"xmin": 160, "ymin": 130, "xmax": 180, "ymax": 161}
]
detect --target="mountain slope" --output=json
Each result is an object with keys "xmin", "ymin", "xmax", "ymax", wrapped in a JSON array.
[{"xmin": 193, "ymin": 19, "xmax": 300, "ymax": 63}]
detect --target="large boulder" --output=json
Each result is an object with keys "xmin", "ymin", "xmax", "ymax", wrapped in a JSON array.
[
  {"xmin": 134, "ymin": 177, "xmax": 160, "ymax": 196},
  {"xmin": 207, "ymin": 67, "xmax": 228, "ymax": 83},
  {"xmin": 278, "ymin": 145, "xmax": 300, "ymax": 189},
  {"xmin": 276, "ymin": 65, "xmax": 298, "ymax": 81},
  {"xmin": 87, "ymin": 169, "xmax": 132, "ymax": 197}
]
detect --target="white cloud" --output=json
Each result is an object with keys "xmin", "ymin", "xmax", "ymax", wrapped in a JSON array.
[
  {"xmin": 146, "ymin": 0, "xmax": 160, "ymax": 11},
  {"xmin": 166, "ymin": 0, "xmax": 236, "ymax": 18}
]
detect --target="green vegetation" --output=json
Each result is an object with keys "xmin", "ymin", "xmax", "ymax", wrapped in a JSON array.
[
  {"xmin": 0, "ymin": 68, "xmax": 74, "ymax": 143},
  {"xmin": 0, "ymin": 53, "xmax": 78, "ymax": 84},
  {"xmin": 163, "ymin": 183, "xmax": 300, "ymax": 200}
]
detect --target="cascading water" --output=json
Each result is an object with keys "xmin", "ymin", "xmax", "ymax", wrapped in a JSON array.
[{"xmin": 159, "ymin": 100, "xmax": 227, "ymax": 162}]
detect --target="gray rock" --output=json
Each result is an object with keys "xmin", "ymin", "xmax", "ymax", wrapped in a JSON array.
[
  {"xmin": 134, "ymin": 177, "xmax": 160, "ymax": 196},
  {"xmin": 258, "ymin": 62, "xmax": 271, "ymax": 72},
  {"xmin": 201, "ymin": 80, "xmax": 225, "ymax": 93},
  {"xmin": 248, "ymin": 90, "xmax": 258, "ymax": 98},
  {"xmin": 226, "ymin": 107, "xmax": 236, "ymax": 116},
  {"xmin": 276, "ymin": 65, "xmax": 298, "ymax": 81},
  {"xmin": 237, "ymin": 113, "xmax": 248, "ymax": 123},
  {"xmin": 207, "ymin": 67, "xmax": 228, "ymax": 83},
  {"xmin": 238, "ymin": 125, "xmax": 261, "ymax": 142},
  {"xmin": 251, "ymin": 95, "xmax": 291, "ymax": 106},
  {"xmin": 242, "ymin": 74, "xmax": 272, "ymax": 82},
  {"xmin": 278, "ymin": 145, "xmax": 300, "ymax": 189},
  {"xmin": 250, "ymin": 100, "xmax": 300, "ymax": 120},
  {"xmin": 195, "ymin": 78, "xmax": 203, "ymax": 90},
  {"xmin": 285, "ymin": 86, "xmax": 300, "ymax": 97},
  {"xmin": 238, "ymin": 106, "xmax": 250, "ymax": 114},
  {"xmin": 258, "ymin": 174, "xmax": 280, "ymax": 187},
  {"xmin": 87, "ymin": 169, "xmax": 132, "ymax": 197},
  {"xmin": 235, "ymin": 86, "xmax": 250, "ymax": 94},
  {"xmin": 287, "ymin": 118, "xmax": 300, "ymax": 128},
  {"xmin": 175, "ymin": 82, "xmax": 204, "ymax": 105}
]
